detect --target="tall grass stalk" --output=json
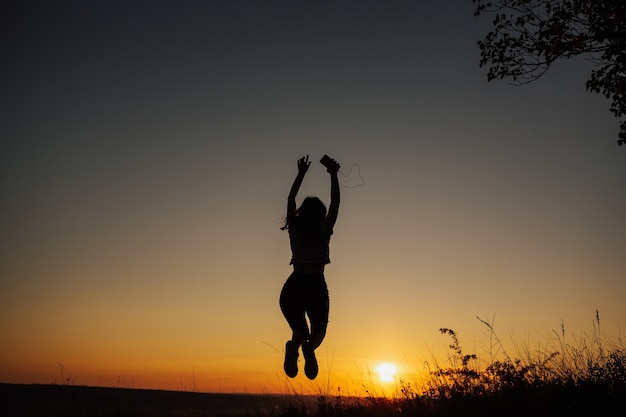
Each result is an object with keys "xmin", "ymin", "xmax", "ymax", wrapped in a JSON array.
[{"xmin": 273, "ymin": 312, "xmax": 626, "ymax": 416}]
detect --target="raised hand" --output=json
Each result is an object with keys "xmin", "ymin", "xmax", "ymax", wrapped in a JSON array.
[
  {"xmin": 324, "ymin": 157, "xmax": 340, "ymax": 174},
  {"xmin": 297, "ymin": 155, "xmax": 311, "ymax": 174}
]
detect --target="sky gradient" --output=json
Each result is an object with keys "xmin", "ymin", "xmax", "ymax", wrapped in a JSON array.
[{"xmin": 1, "ymin": 1, "xmax": 625, "ymax": 394}]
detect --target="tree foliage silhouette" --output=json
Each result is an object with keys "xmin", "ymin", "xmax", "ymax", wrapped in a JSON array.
[{"xmin": 473, "ymin": 0, "xmax": 626, "ymax": 146}]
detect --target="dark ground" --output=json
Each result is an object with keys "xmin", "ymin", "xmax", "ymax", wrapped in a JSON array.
[{"xmin": 0, "ymin": 383, "xmax": 315, "ymax": 417}]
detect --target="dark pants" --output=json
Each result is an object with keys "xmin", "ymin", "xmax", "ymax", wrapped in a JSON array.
[{"xmin": 279, "ymin": 272, "xmax": 329, "ymax": 350}]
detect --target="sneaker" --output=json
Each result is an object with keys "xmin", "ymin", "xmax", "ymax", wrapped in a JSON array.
[
  {"xmin": 283, "ymin": 341, "xmax": 299, "ymax": 378},
  {"xmin": 302, "ymin": 342, "xmax": 318, "ymax": 380}
]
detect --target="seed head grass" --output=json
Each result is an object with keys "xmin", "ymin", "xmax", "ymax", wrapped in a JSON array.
[{"xmin": 271, "ymin": 311, "xmax": 626, "ymax": 417}]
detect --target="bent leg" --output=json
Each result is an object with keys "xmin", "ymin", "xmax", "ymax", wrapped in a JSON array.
[
  {"xmin": 307, "ymin": 307, "xmax": 328, "ymax": 350},
  {"xmin": 283, "ymin": 310, "xmax": 309, "ymax": 345},
  {"xmin": 280, "ymin": 274, "xmax": 309, "ymax": 346},
  {"xmin": 306, "ymin": 278, "xmax": 330, "ymax": 350}
]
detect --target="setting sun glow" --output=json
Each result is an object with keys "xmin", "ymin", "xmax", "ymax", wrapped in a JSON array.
[{"xmin": 376, "ymin": 363, "xmax": 397, "ymax": 383}]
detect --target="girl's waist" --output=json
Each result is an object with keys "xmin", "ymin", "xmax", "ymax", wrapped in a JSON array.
[{"xmin": 292, "ymin": 263, "xmax": 325, "ymax": 274}]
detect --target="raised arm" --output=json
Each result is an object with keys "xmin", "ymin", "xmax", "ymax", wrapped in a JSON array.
[
  {"xmin": 287, "ymin": 155, "xmax": 311, "ymax": 218},
  {"xmin": 325, "ymin": 159, "xmax": 340, "ymax": 229}
]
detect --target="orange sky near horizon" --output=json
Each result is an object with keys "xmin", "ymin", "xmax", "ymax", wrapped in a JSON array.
[{"xmin": 1, "ymin": 1, "xmax": 624, "ymax": 395}]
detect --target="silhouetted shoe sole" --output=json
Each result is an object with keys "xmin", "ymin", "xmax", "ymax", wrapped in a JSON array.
[
  {"xmin": 284, "ymin": 341, "xmax": 298, "ymax": 378},
  {"xmin": 302, "ymin": 343, "xmax": 318, "ymax": 380}
]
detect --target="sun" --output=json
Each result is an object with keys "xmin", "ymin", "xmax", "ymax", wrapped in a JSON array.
[{"xmin": 376, "ymin": 363, "xmax": 397, "ymax": 383}]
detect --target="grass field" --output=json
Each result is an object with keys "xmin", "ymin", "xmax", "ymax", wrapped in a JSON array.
[{"xmin": 3, "ymin": 314, "xmax": 624, "ymax": 416}]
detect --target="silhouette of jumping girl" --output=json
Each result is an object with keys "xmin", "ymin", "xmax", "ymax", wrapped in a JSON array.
[{"xmin": 280, "ymin": 154, "xmax": 340, "ymax": 379}]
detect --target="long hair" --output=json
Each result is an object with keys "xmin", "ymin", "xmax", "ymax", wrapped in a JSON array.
[{"xmin": 282, "ymin": 196, "xmax": 327, "ymax": 231}]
